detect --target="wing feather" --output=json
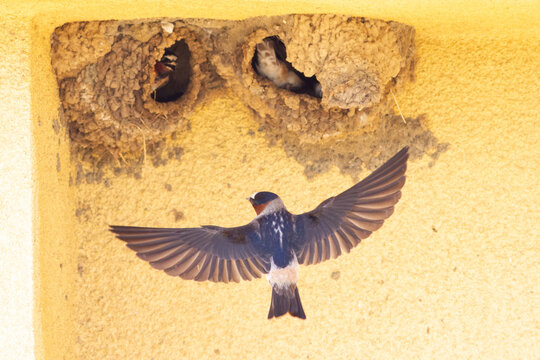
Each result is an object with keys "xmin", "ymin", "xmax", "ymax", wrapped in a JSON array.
[
  {"xmin": 293, "ymin": 147, "xmax": 409, "ymax": 265},
  {"xmin": 110, "ymin": 221, "xmax": 270, "ymax": 283}
]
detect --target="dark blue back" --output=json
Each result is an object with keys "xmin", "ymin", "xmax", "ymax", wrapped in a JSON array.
[{"xmin": 258, "ymin": 210, "xmax": 296, "ymax": 267}]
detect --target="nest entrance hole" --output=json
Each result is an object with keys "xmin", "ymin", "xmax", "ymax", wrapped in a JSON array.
[
  {"xmin": 251, "ymin": 36, "xmax": 322, "ymax": 98},
  {"xmin": 152, "ymin": 39, "xmax": 192, "ymax": 103}
]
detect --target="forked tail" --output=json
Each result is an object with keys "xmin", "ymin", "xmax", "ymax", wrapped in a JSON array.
[{"xmin": 268, "ymin": 285, "xmax": 306, "ymax": 319}]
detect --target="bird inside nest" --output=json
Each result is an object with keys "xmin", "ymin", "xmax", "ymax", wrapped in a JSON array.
[
  {"xmin": 152, "ymin": 39, "xmax": 191, "ymax": 102},
  {"xmin": 252, "ymin": 36, "xmax": 322, "ymax": 99}
]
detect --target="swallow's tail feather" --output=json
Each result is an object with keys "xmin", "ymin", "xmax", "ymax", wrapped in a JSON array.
[{"xmin": 268, "ymin": 285, "xmax": 306, "ymax": 320}]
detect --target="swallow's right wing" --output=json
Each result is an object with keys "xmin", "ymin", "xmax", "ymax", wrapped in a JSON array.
[
  {"xmin": 110, "ymin": 221, "xmax": 270, "ymax": 283},
  {"xmin": 293, "ymin": 147, "xmax": 409, "ymax": 265}
]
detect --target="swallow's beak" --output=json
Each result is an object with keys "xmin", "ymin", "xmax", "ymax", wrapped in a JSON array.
[{"xmin": 248, "ymin": 197, "xmax": 255, "ymax": 205}]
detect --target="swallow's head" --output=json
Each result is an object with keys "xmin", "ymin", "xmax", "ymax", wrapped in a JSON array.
[
  {"xmin": 153, "ymin": 62, "xmax": 172, "ymax": 91},
  {"xmin": 152, "ymin": 54, "xmax": 178, "ymax": 91},
  {"xmin": 248, "ymin": 191, "xmax": 282, "ymax": 215}
]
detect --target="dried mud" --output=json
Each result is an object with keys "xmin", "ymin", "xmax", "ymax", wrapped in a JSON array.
[{"xmin": 51, "ymin": 15, "xmax": 447, "ymax": 181}]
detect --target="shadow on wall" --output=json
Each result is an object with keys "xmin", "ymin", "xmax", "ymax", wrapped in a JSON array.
[
  {"xmin": 276, "ymin": 114, "xmax": 450, "ymax": 179},
  {"xmin": 50, "ymin": 14, "xmax": 448, "ymax": 183}
]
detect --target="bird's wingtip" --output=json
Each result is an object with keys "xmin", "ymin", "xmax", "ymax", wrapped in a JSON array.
[
  {"xmin": 395, "ymin": 146, "xmax": 410, "ymax": 162},
  {"xmin": 109, "ymin": 225, "xmax": 129, "ymax": 234}
]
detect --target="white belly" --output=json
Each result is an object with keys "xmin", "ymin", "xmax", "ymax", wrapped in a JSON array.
[{"xmin": 266, "ymin": 255, "xmax": 299, "ymax": 289}]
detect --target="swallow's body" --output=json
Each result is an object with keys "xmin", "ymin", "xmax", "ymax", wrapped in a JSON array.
[
  {"xmin": 253, "ymin": 36, "xmax": 322, "ymax": 98},
  {"xmin": 255, "ymin": 41, "xmax": 303, "ymax": 90},
  {"xmin": 255, "ymin": 203, "xmax": 305, "ymax": 318},
  {"xmin": 110, "ymin": 147, "xmax": 409, "ymax": 319}
]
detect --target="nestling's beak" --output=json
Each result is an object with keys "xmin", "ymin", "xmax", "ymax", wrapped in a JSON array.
[{"xmin": 247, "ymin": 197, "xmax": 255, "ymax": 205}]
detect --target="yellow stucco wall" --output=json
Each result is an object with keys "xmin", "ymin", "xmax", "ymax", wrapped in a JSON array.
[
  {"xmin": 0, "ymin": 11, "xmax": 34, "ymax": 360},
  {"xmin": 0, "ymin": 1, "xmax": 538, "ymax": 359}
]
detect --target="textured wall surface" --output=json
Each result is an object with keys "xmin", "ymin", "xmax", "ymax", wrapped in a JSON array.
[{"xmin": 0, "ymin": 1, "xmax": 539, "ymax": 359}]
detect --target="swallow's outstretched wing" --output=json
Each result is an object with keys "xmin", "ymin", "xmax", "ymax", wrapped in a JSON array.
[
  {"xmin": 293, "ymin": 147, "xmax": 409, "ymax": 265},
  {"xmin": 110, "ymin": 222, "xmax": 270, "ymax": 283}
]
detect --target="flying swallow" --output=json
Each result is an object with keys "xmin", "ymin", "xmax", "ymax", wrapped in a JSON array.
[
  {"xmin": 110, "ymin": 147, "xmax": 409, "ymax": 319},
  {"xmin": 252, "ymin": 36, "xmax": 322, "ymax": 98},
  {"xmin": 152, "ymin": 39, "xmax": 191, "ymax": 102}
]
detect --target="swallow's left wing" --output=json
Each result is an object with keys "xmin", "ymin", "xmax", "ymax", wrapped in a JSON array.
[
  {"xmin": 293, "ymin": 147, "xmax": 409, "ymax": 265},
  {"xmin": 110, "ymin": 222, "xmax": 270, "ymax": 283}
]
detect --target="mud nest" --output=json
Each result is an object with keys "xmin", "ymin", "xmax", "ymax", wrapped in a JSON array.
[
  {"xmin": 214, "ymin": 14, "xmax": 415, "ymax": 143},
  {"xmin": 51, "ymin": 15, "xmax": 416, "ymax": 164},
  {"xmin": 52, "ymin": 20, "xmax": 210, "ymax": 163}
]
